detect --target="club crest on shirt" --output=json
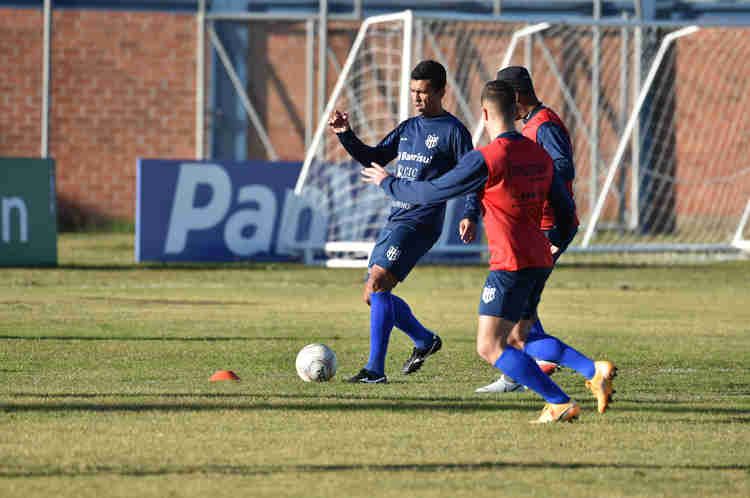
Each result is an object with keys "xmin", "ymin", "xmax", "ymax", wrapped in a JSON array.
[
  {"xmin": 386, "ymin": 246, "xmax": 401, "ymax": 262},
  {"xmin": 482, "ymin": 286, "xmax": 496, "ymax": 304},
  {"xmin": 425, "ymin": 134, "xmax": 439, "ymax": 149}
]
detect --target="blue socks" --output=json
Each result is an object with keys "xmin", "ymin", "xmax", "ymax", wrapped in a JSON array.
[
  {"xmin": 391, "ymin": 294, "xmax": 435, "ymax": 349},
  {"xmin": 524, "ymin": 319, "xmax": 596, "ymax": 380},
  {"xmin": 494, "ymin": 348, "xmax": 570, "ymax": 404},
  {"xmin": 365, "ymin": 291, "xmax": 395, "ymax": 375}
]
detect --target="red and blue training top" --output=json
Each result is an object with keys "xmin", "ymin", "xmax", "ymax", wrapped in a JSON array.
[
  {"xmin": 380, "ymin": 131, "xmax": 576, "ymax": 272},
  {"xmin": 522, "ymin": 105, "xmax": 580, "ymax": 231}
]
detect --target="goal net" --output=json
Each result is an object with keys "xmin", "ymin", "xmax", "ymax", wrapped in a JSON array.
[
  {"xmin": 293, "ymin": 12, "xmax": 413, "ymax": 265},
  {"xmin": 295, "ymin": 12, "xmax": 750, "ymax": 262}
]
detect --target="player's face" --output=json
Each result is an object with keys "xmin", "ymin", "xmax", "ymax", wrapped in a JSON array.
[{"xmin": 410, "ymin": 79, "xmax": 443, "ymax": 116}]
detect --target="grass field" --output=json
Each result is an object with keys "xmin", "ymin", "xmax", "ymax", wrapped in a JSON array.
[{"xmin": 1, "ymin": 234, "xmax": 749, "ymax": 497}]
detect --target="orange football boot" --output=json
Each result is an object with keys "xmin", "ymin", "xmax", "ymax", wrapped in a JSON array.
[
  {"xmin": 530, "ymin": 400, "xmax": 581, "ymax": 424},
  {"xmin": 585, "ymin": 360, "xmax": 617, "ymax": 413}
]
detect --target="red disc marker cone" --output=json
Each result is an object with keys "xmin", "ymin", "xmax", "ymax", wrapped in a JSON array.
[{"xmin": 210, "ymin": 370, "xmax": 240, "ymax": 382}]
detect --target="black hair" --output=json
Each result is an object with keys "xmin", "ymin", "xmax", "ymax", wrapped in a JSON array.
[
  {"xmin": 410, "ymin": 60, "xmax": 447, "ymax": 91},
  {"xmin": 481, "ymin": 79, "xmax": 517, "ymax": 120},
  {"xmin": 496, "ymin": 66, "xmax": 537, "ymax": 98}
]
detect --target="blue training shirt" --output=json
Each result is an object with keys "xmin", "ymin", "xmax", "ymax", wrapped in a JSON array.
[
  {"xmin": 380, "ymin": 132, "xmax": 577, "ymax": 251},
  {"xmin": 336, "ymin": 111, "xmax": 478, "ymax": 234}
]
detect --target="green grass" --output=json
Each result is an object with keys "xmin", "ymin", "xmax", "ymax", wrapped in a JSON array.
[{"xmin": 1, "ymin": 233, "xmax": 749, "ymax": 497}]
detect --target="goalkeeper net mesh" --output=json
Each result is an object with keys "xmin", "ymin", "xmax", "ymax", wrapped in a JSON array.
[{"xmin": 296, "ymin": 14, "xmax": 750, "ymax": 258}]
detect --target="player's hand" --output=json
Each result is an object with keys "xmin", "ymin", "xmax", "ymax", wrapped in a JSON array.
[
  {"xmin": 459, "ymin": 218, "xmax": 477, "ymax": 244},
  {"xmin": 329, "ymin": 110, "xmax": 350, "ymax": 133},
  {"xmin": 360, "ymin": 162, "xmax": 390, "ymax": 186},
  {"xmin": 550, "ymin": 244, "xmax": 560, "ymax": 256}
]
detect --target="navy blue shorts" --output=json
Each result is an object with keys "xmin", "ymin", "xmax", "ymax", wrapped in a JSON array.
[
  {"xmin": 478, "ymin": 267, "xmax": 553, "ymax": 322},
  {"xmin": 368, "ymin": 224, "xmax": 441, "ymax": 281}
]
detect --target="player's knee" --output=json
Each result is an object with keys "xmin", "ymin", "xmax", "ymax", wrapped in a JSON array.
[
  {"xmin": 476, "ymin": 341, "xmax": 499, "ymax": 365},
  {"xmin": 367, "ymin": 266, "xmax": 397, "ymax": 294}
]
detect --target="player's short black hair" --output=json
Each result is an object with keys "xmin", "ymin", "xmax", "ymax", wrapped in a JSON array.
[
  {"xmin": 496, "ymin": 66, "xmax": 536, "ymax": 97},
  {"xmin": 411, "ymin": 60, "xmax": 447, "ymax": 91},
  {"xmin": 481, "ymin": 79, "xmax": 516, "ymax": 118}
]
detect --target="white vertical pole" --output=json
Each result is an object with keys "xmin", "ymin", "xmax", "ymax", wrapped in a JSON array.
[
  {"xmin": 590, "ymin": 0, "xmax": 601, "ymax": 221},
  {"xmin": 305, "ymin": 19, "xmax": 315, "ymax": 148},
  {"xmin": 581, "ymin": 26, "xmax": 699, "ymax": 247},
  {"xmin": 399, "ymin": 11, "xmax": 413, "ymax": 123},
  {"xmin": 318, "ymin": 0, "xmax": 328, "ymax": 122},
  {"xmin": 630, "ymin": 24, "xmax": 643, "ymax": 230},
  {"xmin": 195, "ymin": 0, "xmax": 206, "ymax": 159},
  {"xmin": 317, "ymin": 0, "xmax": 328, "ymax": 156},
  {"xmin": 41, "ymin": 0, "xmax": 51, "ymax": 158},
  {"xmin": 618, "ymin": 13, "xmax": 629, "ymax": 225}
]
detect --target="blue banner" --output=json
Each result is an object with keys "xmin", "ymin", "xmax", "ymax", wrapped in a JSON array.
[
  {"xmin": 136, "ymin": 159, "xmax": 481, "ymax": 264},
  {"xmin": 136, "ymin": 159, "xmax": 319, "ymax": 262}
]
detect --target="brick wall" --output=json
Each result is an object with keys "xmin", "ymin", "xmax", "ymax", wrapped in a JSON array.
[
  {"xmin": 2, "ymin": 10, "xmax": 748, "ymax": 233},
  {"xmin": 0, "ymin": 8, "xmax": 196, "ymax": 224},
  {"xmin": 0, "ymin": 9, "xmax": 43, "ymax": 159}
]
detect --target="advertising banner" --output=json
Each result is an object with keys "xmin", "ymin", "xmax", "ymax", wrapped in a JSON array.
[
  {"xmin": 137, "ymin": 159, "xmax": 321, "ymax": 262},
  {"xmin": 0, "ymin": 158, "xmax": 57, "ymax": 266},
  {"xmin": 137, "ymin": 159, "xmax": 481, "ymax": 264}
]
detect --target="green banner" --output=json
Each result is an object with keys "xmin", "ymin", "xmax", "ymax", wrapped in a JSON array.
[{"xmin": 0, "ymin": 158, "xmax": 57, "ymax": 266}]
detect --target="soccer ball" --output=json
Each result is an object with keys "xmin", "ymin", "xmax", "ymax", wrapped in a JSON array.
[{"xmin": 295, "ymin": 343, "xmax": 337, "ymax": 382}]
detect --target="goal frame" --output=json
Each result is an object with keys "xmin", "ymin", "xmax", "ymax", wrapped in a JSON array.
[{"xmin": 293, "ymin": 12, "xmax": 750, "ymax": 263}]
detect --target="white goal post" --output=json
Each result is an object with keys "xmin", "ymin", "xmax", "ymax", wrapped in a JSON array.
[{"xmin": 294, "ymin": 12, "xmax": 750, "ymax": 263}]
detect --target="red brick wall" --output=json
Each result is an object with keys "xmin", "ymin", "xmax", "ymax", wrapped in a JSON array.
[
  {"xmin": 0, "ymin": 8, "xmax": 196, "ymax": 223},
  {"xmin": 0, "ymin": 9, "xmax": 43, "ymax": 158},
  {"xmin": 2, "ymin": 10, "xmax": 748, "ymax": 233},
  {"xmin": 245, "ymin": 21, "xmax": 356, "ymax": 161}
]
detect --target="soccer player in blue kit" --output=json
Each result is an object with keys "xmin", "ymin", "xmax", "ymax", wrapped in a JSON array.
[
  {"xmin": 329, "ymin": 60, "xmax": 478, "ymax": 383},
  {"xmin": 474, "ymin": 67, "xmax": 616, "ymax": 414},
  {"xmin": 362, "ymin": 79, "xmax": 582, "ymax": 422}
]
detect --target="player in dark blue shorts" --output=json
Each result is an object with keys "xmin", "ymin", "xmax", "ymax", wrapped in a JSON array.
[
  {"xmin": 475, "ymin": 67, "xmax": 616, "ymax": 414},
  {"xmin": 362, "ymin": 79, "xmax": 584, "ymax": 422},
  {"xmin": 329, "ymin": 60, "xmax": 477, "ymax": 383}
]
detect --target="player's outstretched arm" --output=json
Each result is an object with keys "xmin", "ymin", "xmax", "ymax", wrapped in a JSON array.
[
  {"xmin": 453, "ymin": 126, "xmax": 481, "ymax": 243},
  {"xmin": 361, "ymin": 150, "xmax": 488, "ymax": 205},
  {"xmin": 331, "ymin": 110, "xmax": 401, "ymax": 168}
]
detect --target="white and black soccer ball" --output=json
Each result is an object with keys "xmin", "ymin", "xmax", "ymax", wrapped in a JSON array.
[{"xmin": 295, "ymin": 343, "xmax": 337, "ymax": 382}]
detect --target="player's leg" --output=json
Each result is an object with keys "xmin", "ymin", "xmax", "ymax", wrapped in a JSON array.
[
  {"xmin": 512, "ymin": 273, "xmax": 617, "ymax": 414},
  {"xmin": 520, "ymin": 318, "xmax": 596, "ymax": 379},
  {"xmin": 393, "ymin": 294, "xmax": 442, "ymax": 374},
  {"xmin": 348, "ymin": 224, "xmax": 441, "ymax": 382},
  {"xmin": 381, "ymin": 227, "xmax": 442, "ymax": 375},
  {"xmin": 347, "ymin": 227, "xmax": 401, "ymax": 384},
  {"xmin": 476, "ymin": 269, "xmax": 579, "ymax": 423}
]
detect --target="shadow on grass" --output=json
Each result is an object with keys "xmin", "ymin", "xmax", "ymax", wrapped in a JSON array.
[
  {"xmin": 1, "ymin": 460, "xmax": 747, "ymax": 479},
  {"xmin": 0, "ymin": 400, "xmax": 537, "ymax": 413},
  {"xmin": 2, "ymin": 393, "xmax": 749, "ymax": 417},
  {"xmin": 0, "ymin": 336, "xmax": 342, "ymax": 342},
  {"xmin": 54, "ymin": 263, "xmax": 304, "ymax": 272}
]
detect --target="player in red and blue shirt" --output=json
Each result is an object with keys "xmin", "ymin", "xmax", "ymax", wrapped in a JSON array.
[
  {"xmin": 330, "ymin": 60, "xmax": 478, "ymax": 384},
  {"xmin": 362, "ymin": 80, "xmax": 585, "ymax": 423},
  {"xmin": 473, "ymin": 66, "xmax": 616, "ymax": 413}
]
